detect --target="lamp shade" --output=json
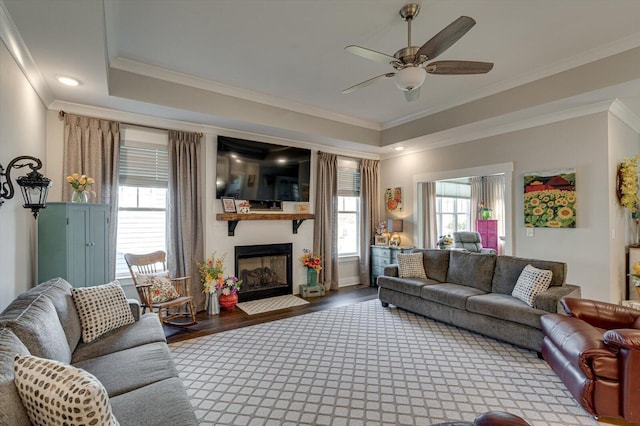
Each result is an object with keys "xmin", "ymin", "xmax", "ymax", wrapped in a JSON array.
[
  {"xmin": 387, "ymin": 219, "xmax": 403, "ymax": 233},
  {"xmin": 394, "ymin": 66, "xmax": 426, "ymax": 92}
]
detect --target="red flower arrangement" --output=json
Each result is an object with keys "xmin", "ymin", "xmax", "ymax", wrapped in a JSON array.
[{"xmin": 301, "ymin": 249, "xmax": 322, "ymax": 272}]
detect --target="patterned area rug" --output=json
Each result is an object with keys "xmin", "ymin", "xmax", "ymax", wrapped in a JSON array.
[
  {"xmin": 169, "ymin": 300, "xmax": 599, "ymax": 426},
  {"xmin": 236, "ymin": 294, "xmax": 309, "ymax": 315}
]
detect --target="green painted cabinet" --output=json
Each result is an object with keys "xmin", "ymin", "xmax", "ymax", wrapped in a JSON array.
[
  {"xmin": 38, "ymin": 203, "xmax": 110, "ymax": 287},
  {"xmin": 370, "ymin": 245, "xmax": 414, "ymax": 286}
]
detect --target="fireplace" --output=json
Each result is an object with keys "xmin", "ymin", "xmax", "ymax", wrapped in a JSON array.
[{"xmin": 234, "ymin": 243, "xmax": 292, "ymax": 302}]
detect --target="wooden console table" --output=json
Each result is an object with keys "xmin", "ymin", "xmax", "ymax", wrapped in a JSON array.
[{"xmin": 216, "ymin": 213, "xmax": 314, "ymax": 236}]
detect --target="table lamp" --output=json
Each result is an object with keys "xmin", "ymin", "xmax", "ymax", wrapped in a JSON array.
[{"xmin": 387, "ymin": 219, "xmax": 403, "ymax": 246}]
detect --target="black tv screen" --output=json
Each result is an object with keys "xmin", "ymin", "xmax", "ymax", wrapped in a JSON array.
[{"xmin": 216, "ymin": 136, "xmax": 311, "ymax": 202}]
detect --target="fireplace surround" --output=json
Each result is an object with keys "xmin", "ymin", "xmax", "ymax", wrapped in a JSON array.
[{"xmin": 235, "ymin": 243, "xmax": 292, "ymax": 302}]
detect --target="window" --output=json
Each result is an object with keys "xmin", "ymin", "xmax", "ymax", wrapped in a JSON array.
[
  {"xmin": 115, "ymin": 129, "xmax": 169, "ymax": 278},
  {"xmin": 436, "ymin": 180, "xmax": 471, "ymax": 237},
  {"xmin": 337, "ymin": 158, "xmax": 361, "ymax": 257}
]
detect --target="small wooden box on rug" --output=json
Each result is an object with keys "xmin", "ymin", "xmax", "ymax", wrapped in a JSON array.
[{"xmin": 299, "ymin": 283, "xmax": 325, "ymax": 297}]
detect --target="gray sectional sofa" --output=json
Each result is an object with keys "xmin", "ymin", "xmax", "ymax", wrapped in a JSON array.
[
  {"xmin": 0, "ymin": 278, "xmax": 198, "ymax": 426},
  {"xmin": 377, "ymin": 249, "xmax": 581, "ymax": 352}
]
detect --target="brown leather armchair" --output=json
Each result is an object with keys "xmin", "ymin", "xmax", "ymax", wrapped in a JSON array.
[{"xmin": 541, "ymin": 297, "xmax": 640, "ymax": 423}]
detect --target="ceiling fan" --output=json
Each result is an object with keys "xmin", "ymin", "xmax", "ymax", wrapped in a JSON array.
[{"xmin": 342, "ymin": 3, "xmax": 493, "ymax": 102}]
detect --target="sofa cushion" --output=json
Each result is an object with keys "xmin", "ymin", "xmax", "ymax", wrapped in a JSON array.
[
  {"xmin": 0, "ymin": 293, "xmax": 72, "ymax": 363},
  {"xmin": 0, "ymin": 328, "xmax": 31, "ymax": 426},
  {"xmin": 136, "ymin": 272, "xmax": 179, "ymax": 303},
  {"xmin": 397, "ymin": 253, "xmax": 427, "ymax": 279},
  {"xmin": 410, "ymin": 249, "xmax": 450, "ymax": 282},
  {"xmin": 511, "ymin": 264, "xmax": 553, "ymax": 307},
  {"xmin": 74, "ymin": 342, "xmax": 178, "ymax": 397},
  {"xmin": 492, "ymin": 256, "xmax": 567, "ymax": 294},
  {"xmin": 376, "ymin": 275, "xmax": 432, "ymax": 297},
  {"xmin": 466, "ymin": 293, "xmax": 547, "ymax": 329},
  {"xmin": 14, "ymin": 354, "xmax": 119, "ymax": 426},
  {"xmin": 110, "ymin": 377, "xmax": 199, "ymax": 426},
  {"xmin": 446, "ymin": 251, "xmax": 497, "ymax": 292},
  {"xmin": 72, "ymin": 313, "xmax": 166, "ymax": 364},
  {"xmin": 420, "ymin": 283, "xmax": 486, "ymax": 309},
  {"xmin": 72, "ymin": 281, "xmax": 136, "ymax": 343},
  {"xmin": 26, "ymin": 278, "xmax": 82, "ymax": 352}
]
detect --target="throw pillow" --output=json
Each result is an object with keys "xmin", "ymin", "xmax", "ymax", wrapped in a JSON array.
[
  {"xmin": 71, "ymin": 281, "xmax": 135, "ymax": 343},
  {"xmin": 136, "ymin": 272, "xmax": 178, "ymax": 304},
  {"xmin": 397, "ymin": 253, "xmax": 427, "ymax": 279},
  {"xmin": 511, "ymin": 264, "xmax": 553, "ymax": 307},
  {"xmin": 14, "ymin": 354, "xmax": 119, "ymax": 426}
]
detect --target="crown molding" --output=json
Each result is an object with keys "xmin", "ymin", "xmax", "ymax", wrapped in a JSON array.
[
  {"xmin": 109, "ymin": 57, "xmax": 382, "ymax": 132},
  {"xmin": 609, "ymin": 99, "xmax": 640, "ymax": 133},
  {"xmin": 382, "ymin": 32, "xmax": 640, "ymax": 130},
  {"xmin": 0, "ymin": 0, "xmax": 53, "ymax": 106},
  {"xmin": 381, "ymin": 100, "xmax": 614, "ymax": 160}
]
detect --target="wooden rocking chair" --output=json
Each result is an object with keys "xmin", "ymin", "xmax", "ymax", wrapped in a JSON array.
[{"xmin": 124, "ymin": 250, "xmax": 197, "ymax": 327}]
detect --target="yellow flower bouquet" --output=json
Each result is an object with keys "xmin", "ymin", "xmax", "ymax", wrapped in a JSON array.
[
  {"xmin": 197, "ymin": 252, "xmax": 226, "ymax": 294},
  {"xmin": 66, "ymin": 172, "xmax": 95, "ymax": 203}
]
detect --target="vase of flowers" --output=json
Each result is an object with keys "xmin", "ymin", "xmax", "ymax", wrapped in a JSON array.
[
  {"xmin": 478, "ymin": 201, "xmax": 492, "ymax": 219},
  {"xmin": 217, "ymin": 277, "xmax": 242, "ymax": 310},
  {"xmin": 197, "ymin": 252, "xmax": 226, "ymax": 314},
  {"xmin": 66, "ymin": 173, "xmax": 95, "ymax": 203},
  {"xmin": 437, "ymin": 235, "xmax": 453, "ymax": 249},
  {"xmin": 302, "ymin": 249, "xmax": 322, "ymax": 287}
]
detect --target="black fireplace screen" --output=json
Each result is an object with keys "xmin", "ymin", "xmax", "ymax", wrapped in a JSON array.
[{"xmin": 235, "ymin": 243, "xmax": 292, "ymax": 302}]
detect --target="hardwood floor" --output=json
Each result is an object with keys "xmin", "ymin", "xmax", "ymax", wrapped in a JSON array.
[{"xmin": 165, "ymin": 284, "xmax": 379, "ymax": 344}]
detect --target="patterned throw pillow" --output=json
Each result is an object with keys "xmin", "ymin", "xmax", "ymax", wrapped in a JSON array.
[
  {"xmin": 14, "ymin": 354, "xmax": 120, "ymax": 426},
  {"xmin": 511, "ymin": 264, "xmax": 553, "ymax": 307},
  {"xmin": 136, "ymin": 272, "xmax": 178, "ymax": 303},
  {"xmin": 397, "ymin": 253, "xmax": 427, "ymax": 279},
  {"xmin": 71, "ymin": 281, "xmax": 135, "ymax": 343}
]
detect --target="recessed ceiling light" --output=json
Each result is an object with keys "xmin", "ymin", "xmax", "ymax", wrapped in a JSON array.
[
  {"xmin": 394, "ymin": 146, "xmax": 405, "ymax": 151},
  {"xmin": 277, "ymin": 158, "xmax": 286, "ymax": 163},
  {"xmin": 56, "ymin": 76, "xmax": 79, "ymax": 86}
]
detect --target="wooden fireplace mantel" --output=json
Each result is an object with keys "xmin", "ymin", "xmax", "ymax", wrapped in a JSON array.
[{"xmin": 216, "ymin": 213, "xmax": 315, "ymax": 236}]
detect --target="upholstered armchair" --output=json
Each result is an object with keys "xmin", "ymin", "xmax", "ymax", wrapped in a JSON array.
[
  {"xmin": 452, "ymin": 231, "xmax": 496, "ymax": 254},
  {"xmin": 541, "ymin": 298, "xmax": 640, "ymax": 423}
]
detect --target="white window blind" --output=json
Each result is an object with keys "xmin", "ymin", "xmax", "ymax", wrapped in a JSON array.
[
  {"xmin": 119, "ymin": 144, "xmax": 169, "ymax": 188},
  {"xmin": 337, "ymin": 158, "xmax": 361, "ymax": 196}
]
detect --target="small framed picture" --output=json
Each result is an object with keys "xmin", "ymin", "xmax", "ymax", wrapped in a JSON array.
[
  {"xmin": 221, "ymin": 197, "xmax": 237, "ymax": 213},
  {"xmin": 374, "ymin": 235, "xmax": 389, "ymax": 246}
]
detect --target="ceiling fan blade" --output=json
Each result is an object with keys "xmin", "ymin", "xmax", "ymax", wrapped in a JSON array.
[
  {"xmin": 416, "ymin": 16, "xmax": 476, "ymax": 60},
  {"xmin": 426, "ymin": 60, "xmax": 494, "ymax": 75},
  {"xmin": 342, "ymin": 73, "xmax": 395, "ymax": 94},
  {"xmin": 404, "ymin": 87, "xmax": 421, "ymax": 102},
  {"xmin": 345, "ymin": 45, "xmax": 398, "ymax": 65}
]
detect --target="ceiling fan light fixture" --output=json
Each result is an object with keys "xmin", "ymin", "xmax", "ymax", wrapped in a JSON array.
[{"xmin": 394, "ymin": 66, "xmax": 426, "ymax": 92}]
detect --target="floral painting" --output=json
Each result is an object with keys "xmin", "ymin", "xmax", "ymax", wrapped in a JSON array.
[
  {"xmin": 385, "ymin": 187, "xmax": 402, "ymax": 212},
  {"xmin": 524, "ymin": 168, "xmax": 576, "ymax": 228}
]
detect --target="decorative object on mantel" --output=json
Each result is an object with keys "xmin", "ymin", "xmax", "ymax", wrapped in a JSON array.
[
  {"xmin": 617, "ymin": 155, "xmax": 640, "ymax": 245},
  {"xmin": 523, "ymin": 168, "xmax": 576, "ymax": 228},
  {"xmin": 235, "ymin": 199, "xmax": 251, "ymax": 214},
  {"xmin": 478, "ymin": 201, "xmax": 492, "ymax": 219},
  {"xmin": 221, "ymin": 196, "xmax": 237, "ymax": 213},
  {"xmin": 66, "ymin": 172, "xmax": 94, "ymax": 204}
]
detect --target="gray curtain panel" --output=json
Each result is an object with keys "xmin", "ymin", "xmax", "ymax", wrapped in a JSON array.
[
  {"xmin": 471, "ymin": 176, "xmax": 482, "ymax": 229},
  {"xmin": 484, "ymin": 174, "xmax": 506, "ymax": 253},
  {"xmin": 419, "ymin": 181, "xmax": 437, "ymax": 248},
  {"xmin": 359, "ymin": 159, "xmax": 379, "ymax": 286},
  {"xmin": 63, "ymin": 113, "xmax": 120, "ymax": 280},
  {"xmin": 313, "ymin": 152, "xmax": 339, "ymax": 291},
  {"xmin": 167, "ymin": 131, "xmax": 205, "ymax": 311}
]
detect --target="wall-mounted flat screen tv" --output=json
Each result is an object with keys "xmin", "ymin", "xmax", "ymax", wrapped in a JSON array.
[{"xmin": 216, "ymin": 136, "xmax": 311, "ymax": 202}]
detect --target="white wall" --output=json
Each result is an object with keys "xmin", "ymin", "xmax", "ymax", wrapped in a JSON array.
[
  {"xmin": 0, "ymin": 40, "xmax": 47, "ymax": 310},
  {"xmin": 608, "ymin": 111, "xmax": 640, "ymax": 302},
  {"xmin": 381, "ymin": 112, "xmax": 613, "ymax": 301}
]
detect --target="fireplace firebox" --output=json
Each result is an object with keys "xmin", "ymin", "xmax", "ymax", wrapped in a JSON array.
[{"xmin": 234, "ymin": 243, "xmax": 292, "ymax": 302}]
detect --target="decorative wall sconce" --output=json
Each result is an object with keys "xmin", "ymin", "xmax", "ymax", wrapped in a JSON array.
[
  {"xmin": 0, "ymin": 156, "xmax": 52, "ymax": 218},
  {"xmin": 387, "ymin": 218, "xmax": 404, "ymax": 246}
]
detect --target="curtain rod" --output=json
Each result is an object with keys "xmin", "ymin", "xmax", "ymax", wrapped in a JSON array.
[{"xmin": 58, "ymin": 110, "xmax": 204, "ymax": 137}]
